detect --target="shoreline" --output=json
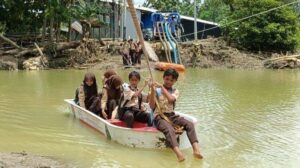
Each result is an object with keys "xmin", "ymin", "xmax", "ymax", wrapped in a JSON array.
[
  {"xmin": 1, "ymin": 38, "xmax": 299, "ymax": 71},
  {"xmin": 0, "ymin": 152, "xmax": 71, "ymax": 168}
]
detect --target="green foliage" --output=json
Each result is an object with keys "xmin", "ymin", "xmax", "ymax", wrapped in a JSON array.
[
  {"xmin": 198, "ymin": 0, "xmax": 230, "ymax": 22},
  {"xmin": 0, "ymin": 0, "xmax": 110, "ymax": 35},
  {"xmin": 71, "ymin": 0, "xmax": 111, "ymax": 22},
  {"xmin": 0, "ymin": 0, "xmax": 46, "ymax": 33},
  {"xmin": 45, "ymin": 0, "xmax": 72, "ymax": 23},
  {"xmin": 223, "ymin": 0, "xmax": 300, "ymax": 52},
  {"xmin": 143, "ymin": 0, "xmax": 200, "ymax": 17}
]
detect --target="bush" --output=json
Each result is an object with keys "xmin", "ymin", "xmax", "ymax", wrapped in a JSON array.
[{"xmin": 223, "ymin": 0, "xmax": 300, "ymax": 52}]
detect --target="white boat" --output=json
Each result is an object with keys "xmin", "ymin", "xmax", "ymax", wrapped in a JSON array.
[{"xmin": 65, "ymin": 99, "xmax": 198, "ymax": 149}]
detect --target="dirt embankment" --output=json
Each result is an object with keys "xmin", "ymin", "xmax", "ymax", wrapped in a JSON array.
[
  {"xmin": 0, "ymin": 39, "xmax": 124, "ymax": 70},
  {"xmin": 1, "ymin": 37, "xmax": 299, "ymax": 70},
  {"xmin": 178, "ymin": 38, "xmax": 300, "ymax": 69},
  {"xmin": 179, "ymin": 38, "xmax": 264, "ymax": 69},
  {"xmin": 0, "ymin": 152, "xmax": 71, "ymax": 168}
]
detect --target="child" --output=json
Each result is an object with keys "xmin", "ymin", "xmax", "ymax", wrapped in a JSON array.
[
  {"xmin": 101, "ymin": 75, "xmax": 123, "ymax": 119},
  {"xmin": 135, "ymin": 41, "xmax": 143, "ymax": 65},
  {"xmin": 149, "ymin": 68, "xmax": 203, "ymax": 162},
  {"xmin": 128, "ymin": 39, "xmax": 136, "ymax": 65},
  {"xmin": 118, "ymin": 71, "xmax": 150, "ymax": 128},
  {"xmin": 120, "ymin": 40, "xmax": 131, "ymax": 66},
  {"xmin": 74, "ymin": 72, "xmax": 101, "ymax": 115}
]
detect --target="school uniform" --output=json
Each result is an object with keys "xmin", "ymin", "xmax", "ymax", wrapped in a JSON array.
[
  {"xmin": 118, "ymin": 84, "xmax": 151, "ymax": 128},
  {"xmin": 122, "ymin": 42, "xmax": 131, "ymax": 65},
  {"xmin": 101, "ymin": 75, "xmax": 123, "ymax": 119},
  {"xmin": 135, "ymin": 44, "xmax": 142, "ymax": 64},
  {"xmin": 154, "ymin": 87, "xmax": 198, "ymax": 148},
  {"xmin": 74, "ymin": 84, "xmax": 101, "ymax": 115},
  {"xmin": 129, "ymin": 42, "xmax": 136, "ymax": 64}
]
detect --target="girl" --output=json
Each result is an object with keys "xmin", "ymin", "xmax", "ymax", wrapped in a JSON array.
[
  {"xmin": 118, "ymin": 71, "xmax": 151, "ymax": 128},
  {"xmin": 101, "ymin": 75, "xmax": 123, "ymax": 119},
  {"xmin": 74, "ymin": 72, "xmax": 101, "ymax": 115}
]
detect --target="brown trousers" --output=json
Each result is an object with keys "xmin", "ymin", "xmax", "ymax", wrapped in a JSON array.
[{"xmin": 154, "ymin": 112, "xmax": 198, "ymax": 148}]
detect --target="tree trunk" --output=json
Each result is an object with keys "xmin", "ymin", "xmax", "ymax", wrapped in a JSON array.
[
  {"xmin": 56, "ymin": 21, "xmax": 61, "ymax": 43},
  {"xmin": 68, "ymin": 20, "xmax": 72, "ymax": 42},
  {"xmin": 42, "ymin": 16, "xmax": 47, "ymax": 43},
  {"xmin": 4, "ymin": 41, "xmax": 81, "ymax": 57},
  {"xmin": 50, "ymin": 18, "xmax": 54, "ymax": 43},
  {"xmin": 0, "ymin": 34, "xmax": 22, "ymax": 49}
]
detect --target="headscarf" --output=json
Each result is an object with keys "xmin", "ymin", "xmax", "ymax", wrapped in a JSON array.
[
  {"xmin": 104, "ymin": 69, "xmax": 117, "ymax": 79},
  {"xmin": 105, "ymin": 75, "xmax": 123, "ymax": 99},
  {"xmin": 83, "ymin": 72, "xmax": 98, "ymax": 103}
]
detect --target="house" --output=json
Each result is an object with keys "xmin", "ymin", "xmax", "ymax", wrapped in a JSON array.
[{"xmin": 74, "ymin": 1, "xmax": 221, "ymax": 41}]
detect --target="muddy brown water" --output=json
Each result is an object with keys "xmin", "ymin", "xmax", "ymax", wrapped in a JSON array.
[{"xmin": 0, "ymin": 69, "xmax": 300, "ymax": 168}]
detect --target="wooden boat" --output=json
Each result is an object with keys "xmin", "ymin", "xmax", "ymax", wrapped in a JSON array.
[
  {"xmin": 154, "ymin": 62, "xmax": 186, "ymax": 72},
  {"xmin": 65, "ymin": 99, "xmax": 197, "ymax": 149}
]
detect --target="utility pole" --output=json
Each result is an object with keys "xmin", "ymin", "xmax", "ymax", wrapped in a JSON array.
[
  {"xmin": 194, "ymin": 0, "xmax": 197, "ymax": 40},
  {"xmin": 112, "ymin": 0, "xmax": 115, "ymax": 41},
  {"xmin": 120, "ymin": 0, "xmax": 124, "ymax": 40},
  {"xmin": 123, "ymin": 0, "xmax": 127, "ymax": 40}
]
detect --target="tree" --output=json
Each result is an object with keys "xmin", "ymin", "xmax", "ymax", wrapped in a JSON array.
[
  {"xmin": 198, "ymin": 0, "xmax": 230, "ymax": 22},
  {"xmin": 143, "ymin": 0, "xmax": 201, "ymax": 17},
  {"xmin": 223, "ymin": 0, "xmax": 300, "ymax": 52},
  {"xmin": 0, "ymin": 0, "xmax": 46, "ymax": 34}
]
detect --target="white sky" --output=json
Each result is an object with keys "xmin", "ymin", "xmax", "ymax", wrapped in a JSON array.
[
  {"xmin": 133, "ymin": 0, "xmax": 205, "ymax": 6},
  {"xmin": 133, "ymin": 0, "xmax": 145, "ymax": 5}
]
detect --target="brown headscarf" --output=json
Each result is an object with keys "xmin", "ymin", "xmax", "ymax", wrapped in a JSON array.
[
  {"xmin": 104, "ymin": 69, "xmax": 117, "ymax": 79},
  {"xmin": 105, "ymin": 75, "xmax": 123, "ymax": 99}
]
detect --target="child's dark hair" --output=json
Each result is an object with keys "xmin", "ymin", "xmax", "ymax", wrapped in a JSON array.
[
  {"xmin": 129, "ymin": 71, "xmax": 141, "ymax": 80},
  {"xmin": 83, "ymin": 72, "xmax": 98, "ymax": 92},
  {"xmin": 163, "ymin": 68, "xmax": 179, "ymax": 80},
  {"xmin": 83, "ymin": 72, "xmax": 96, "ymax": 84}
]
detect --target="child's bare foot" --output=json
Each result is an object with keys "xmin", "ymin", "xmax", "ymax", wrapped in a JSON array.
[
  {"xmin": 177, "ymin": 153, "xmax": 186, "ymax": 162},
  {"xmin": 173, "ymin": 146, "xmax": 185, "ymax": 162},
  {"xmin": 193, "ymin": 152, "xmax": 203, "ymax": 159},
  {"xmin": 192, "ymin": 142, "xmax": 203, "ymax": 159}
]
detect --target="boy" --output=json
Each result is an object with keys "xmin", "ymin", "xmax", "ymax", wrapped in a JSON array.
[
  {"xmin": 149, "ymin": 68, "xmax": 203, "ymax": 162},
  {"xmin": 118, "ymin": 71, "xmax": 150, "ymax": 128}
]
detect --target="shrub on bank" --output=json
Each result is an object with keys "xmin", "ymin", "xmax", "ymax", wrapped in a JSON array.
[{"xmin": 223, "ymin": 0, "xmax": 300, "ymax": 53}]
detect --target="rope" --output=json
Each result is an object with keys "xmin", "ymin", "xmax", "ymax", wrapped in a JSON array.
[
  {"xmin": 180, "ymin": 0, "xmax": 300, "ymax": 39},
  {"xmin": 127, "ymin": 0, "xmax": 183, "ymax": 133}
]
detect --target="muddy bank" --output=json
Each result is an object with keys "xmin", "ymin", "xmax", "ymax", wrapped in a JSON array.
[
  {"xmin": 0, "ymin": 152, "xmax": 71, "ymax": 168},
  {"xmin": 179, "ymin": 38, "xmax": 264, "ymax": 69},
  {"xmin": 1, "ymin": 37, "xmax": 299, "ymax": 70}
]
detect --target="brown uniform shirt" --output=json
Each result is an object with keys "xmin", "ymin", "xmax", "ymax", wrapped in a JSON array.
[{"xmin": 154, "ymin": 88, "xmax": 179, "ymax": 116}]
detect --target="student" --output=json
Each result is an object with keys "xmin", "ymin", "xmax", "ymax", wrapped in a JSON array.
[
  {"xmin": 128, "ymin": 39, "xmax": 136, "ymax": 65},
  {"xmin": 120, "ymin": 40, "xmax": 131, "ymax": 66},
  {"xmin": 135, "ymin": 41, "xmax": 143, "ymax": 65},
  {"xmin": 149, "ymin": 68, "xmax": 203, "ymax": 162},
  {"xmin": 118, "ymin": 71, "xmax": 151, "ymax": 128},
  {"xmin": 101, "ymin": 75, "xmax": 123, "ymax": 119},
  {"xmin": 74, "ymin": 72, "xmax": 101, "ymax": 115}
]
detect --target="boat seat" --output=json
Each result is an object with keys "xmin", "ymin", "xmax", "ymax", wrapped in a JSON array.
[
  {"xmin": 108, "ymin": 119, "xmax": 159, "ymax": 132},
  {"xmin": 108, "ymin": 119, "xmax": 147, "ymax": 128}
]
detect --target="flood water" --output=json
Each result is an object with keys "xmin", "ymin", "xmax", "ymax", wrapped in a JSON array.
[{"xmin": 0, "ymin": 69, "xmax": 300, "ymax": 168}]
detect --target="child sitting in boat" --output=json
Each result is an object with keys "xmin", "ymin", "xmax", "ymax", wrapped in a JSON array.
[
  {"xmin": 74, "ymin": 72, "xmax": 101, "ymax": 115},
  {"xmin": 101, "ymin": 75, "xmax": 123, "ymax": 119},
  {"xmin": 149, "ymin": 68, "xmax": 203, "ymax": 162},
  {"xmin": 118, "ymin": 71, "xmax": 151, "ymax": 128}
]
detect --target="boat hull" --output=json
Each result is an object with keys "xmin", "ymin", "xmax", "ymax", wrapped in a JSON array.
[{"xmin": 65, "ymin": 99, "xmax": 197, "ymax": 149}]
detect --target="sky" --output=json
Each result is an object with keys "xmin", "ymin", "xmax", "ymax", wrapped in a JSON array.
[{"xmin": 133, "ymin": 0, "xmax": 145, "ymax": 5}]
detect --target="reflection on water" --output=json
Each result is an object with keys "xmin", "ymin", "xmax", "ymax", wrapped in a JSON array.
[{"xmin": 0, "ymin": 69, "xmax": 300, "ymax": 167}]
